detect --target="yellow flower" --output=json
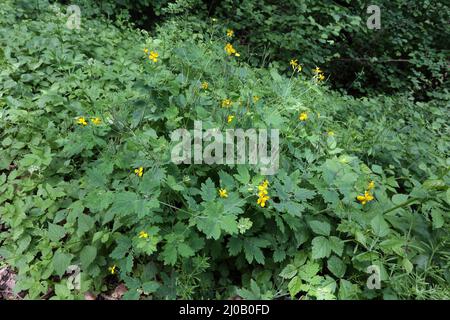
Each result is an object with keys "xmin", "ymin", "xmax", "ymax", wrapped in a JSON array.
[
  {"xmin": 299, "ymin": 112, "xmax": 308, "ymax": 121},
  {"xmin": 226, "ymin": 29, "xmax": 234, "ymax": 37},
  {"xmin": 296, "ymin": 65, "xmax": 302, "ymax": 72},
  {"xmin": 318, "ymin": 73, "xmax": 325, "ymax": 81},
  {"xmin": 221, "ymin": 99, "xmax": 232, "ymax": 108},
  {"xmin": 144, "ymin": 48, "xmax": 149, "ymax": 54},
  {"xmin": 290, "ymin": 59, "xmax": 298, "ymax": 69},
  {"xmin": 227, "ymin": 115, "xmax": 235, "ymax": 123},
  {"xmin": 357, "ymin": 191, "xmax": 374, "ymax": 205},
  {"xmin": 139, "ymin": 231, "xmax": 149, "ymax": 239},
  {"xmin": 134, "ymin": 167, "xmax": 143, "ymax": 177},
  {"xmin": 149, "ymin": 51, "xmax": 158, "ymax": 62},
  {"xmin": 257, "ymin": 195, "xmax": 270, "ymax": 207},
  {"xmin": 368, "ymin": 181, "xmax": 375, "ymax": 190},
  {"xmin": 218, "ymin": 188, "xmax": 228, "ymax": 198},
  {"xmin": 314, "ymin": 67, "xmax": 322, "ymax": 74},
  {"xmin": 91, "ymin": 117, "xmax": 101, "ymax": 125},
  {"xmin": 257, "ymin": 180, "xmax": 270, "ymax": 207},
  {"xmin": 328, "ymin": 131, "xmax": 335, "ymax": 136},
  {"xmin": 76, "ymin": 116, "xmax": 88, "ymax": 126},
  {"xmin": 108, "ymin": 265, "xmax": 116, "ymax": 275},
  {"xmin": 201, "ymin": 81, "xmax": 209, "ymax": 90},
  {"xmin": 253, "ymin": 96, "xmax": 260, "ymax": 103},
  {"xmin": 224, "ymin": 43, "xmax": 239, "ymax": 56}
]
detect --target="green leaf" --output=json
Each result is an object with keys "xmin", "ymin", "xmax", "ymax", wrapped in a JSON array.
[
  {"xmin": 53, "ymin": 251, "xmax": 72, "ymax": 277},
  {"xmin": 402, "ymin": 258, "xmax": 413, "ymax": 273},
  {"xmin": 288, "ymin": 276, "xmax": 302, "ymax": 298},
  {"xmin": 329, "ymin": 236, "xmax": 345, "ymax": 256},
  {"xmin": 110, "ymin": 192, "xmax": 138, "ymax": 215},
  {"xmin": 370, "ymin": 214, "xmax": 390, "ymax": 237},
  {"xmin": 243, "ymin": 237, "xmax": 270, "ymax": 264},
  {"xmin": 177, "ymin": 242, "xmax": 195, "ymax": 258},
  {"xmin": 142, "ymin": 281, "xmax": 160, "ymax": 294},
  {"xmin": 392, "ymin": 194, "xmax": 408, "ymax": 205},
  {"xmin": 200, "ymin": 178, "xmax": 216, "ymax": 201},
  {"xmin": 234, "ymin": 165, "xmax": 250, "ymax": 185},
  {"xmin": 110, "ymin": 238, "xmax": 131, "ymax": 259},
  {"xmin": 48, "ymin": 223, "xmax": 66, "ymax": 242},
  {"xmin": 308, "ymin": 220, "xmax": 331, "ymax": 236},
  {"xmin": 431, "ymin": 210, "xmax": 444, "ymax": 229},
  {"xmin": 327, "ymin": 255, "xmax": 346, "ymax": 278},
  {"xmin": 280, "ymin": 264, "xmax": 297, "ymax": 279},
  {"xmin": 80, "ymin": 245, "xmax": 97, "ymax": 269},
  {"xmin": 161, "ymin": 242, "xmax": 178, "ymax": 266},
  {"xmin": 194, "ymin": 202, "xmax": 238, "ymax": 240},
  {"xmin": 294, "ymin": 188, "xmax": 316, "ymax": 201},
  {"xmin": 311, "ymin": 236, "xmax": 331, "ymax": 259},
  {"xmin": 77, "ymin": 214, "xmax": 95, "ymax": 235}
]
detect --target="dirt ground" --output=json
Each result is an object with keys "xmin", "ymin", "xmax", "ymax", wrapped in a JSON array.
[{"xmin": 0, "ymin": 266, "xmax": 18, "ymax": 300}]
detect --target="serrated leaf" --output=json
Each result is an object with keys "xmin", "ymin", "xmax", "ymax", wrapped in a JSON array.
[
  {"xmin": 327, "ymin": 255, "xmax": 346, "ymax": 278},
  {"xmin": 288, "ymin": 276, "xmax": 302, "ymax": 298},
  {"xmin": 311, "ymin": 236, "xmax": 331, "ymax": 259},
  {"xmin": 243, "ymin": 237, "xmax": 270, "ymax": 264},
  {"xmin": 194, "ymin": 202, "xmax": 237, "ymax": 239},
  {"xmin": 110, "ymin": 238, "xmax": 131, "ymax": 259},
  {"xmin": 280, "ymin": 264, "xmax": 297, "ymax": 279},
  {"xmin": 234, "ymin": 166, "xmax": 250, "ymax": 184},
  {"xmin": 178, "ymin": 242, "xmax": 195, "ymax": 258},
  {"xmin": 142, "ymin": 281, "xmax": 160, "ymax": 294},
  {"xmin": 200, "ymin": 178, "xmax": 216, "ymax": 201},
  {"xmin": 308, "ymin": 220, "xmax": 331, "ymax": 236}
]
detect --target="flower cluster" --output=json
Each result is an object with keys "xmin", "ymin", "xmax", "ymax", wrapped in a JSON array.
[
  {"xmin": 224, "ymin": 43, "xmax": 240, "ymax": 57},
  {"xmin": 201, "ymin": 81, "xmax": 209, "ymax": 90},
  {"xmin": 226, "ymin": 29, "xmax": 234, "ymax": 38},
  {"xmin": 357, "ymin": 181, "xmax": 375, "ymax": 205},
  {"xmin": 108, "ymin": 265, "xmax": 117, "ymax": 275},
  {"xmin": 138, "ymin": 231, "xmax": 149, "ymax": 239},
  {"xmin": 76, "ymin": 116, "xmax": 101, "ymax": 126},
  {"xmin": 299, "ymin": 112, "xmax": 308, "ymax": 121},
  {"xmin": 290, "ymin": 59, "xmax": 302, "ymax": 72},
  {"xmin": 134, "ymin": 167, "xmax": 143, "ymax": 177},
  {"xmin": 221, "ymin": 98, "xmax": 232, "ymax": 108},
  {"xmin": 218, "ymin": 188, "xmax": 228, "ymax": 198},
  {"xmin": 227, "ymin": 115, "xmax": 235, "ymax": 123},
  {"xmin": 144, "ymin": 48, "xmax": 159, "ymax": 62},
  {"xmin": 313, "ymin": 67, "xmax": 325, "ymax": 81},
  {"xmin": 257, "ymin": 180, "xmax": 270, "ymax": 207}
]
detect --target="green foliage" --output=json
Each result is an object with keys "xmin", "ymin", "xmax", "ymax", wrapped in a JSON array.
[{"xmin": 0, "ymin": 1, "xmax": 449, "ymax": 300}]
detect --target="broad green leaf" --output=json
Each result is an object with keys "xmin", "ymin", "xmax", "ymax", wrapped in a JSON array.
[
  {"xmin": 280, "ymin": 264, "xmax": 297, "ymax": 279},
  {"xmin": 288, "ymin": 276, "xmax": 302, "ymax": 298},
  {"xmin": 77, "ymin": 214, "xmax": 95, "ymax": 235},
  {"xmin": 234, "ymin": 166, "xmax": 250, "ymax": 185},
  {"xmin": 311, "ymin": 236, "xmax": 331, "ymax": 259},
  {"xmin": 48, "ymin": 223, "xmax": 66, "ymax": 242},
  {"xmin": 308, "ymin": 220, "xmax": 331, "ymax": 236},
  {"xmin": 53, "ymin": 251, "xmax": 73, "ymax": 277},
  {"xmin": 327, "ymin": 255, "xmax": 346, "ymax": 278},
  {"xmin": 80, "ymin": 245, "xmax": 97, "ymax": 268},
  {"xmin": 370, "ymin": 214, "xmax": 390, "ymax": 237}
]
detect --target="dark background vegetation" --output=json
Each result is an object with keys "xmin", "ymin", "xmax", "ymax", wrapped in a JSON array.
[{"xmin": 44, "ymin": 0, "xmax": 450, "ymax": 100}]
